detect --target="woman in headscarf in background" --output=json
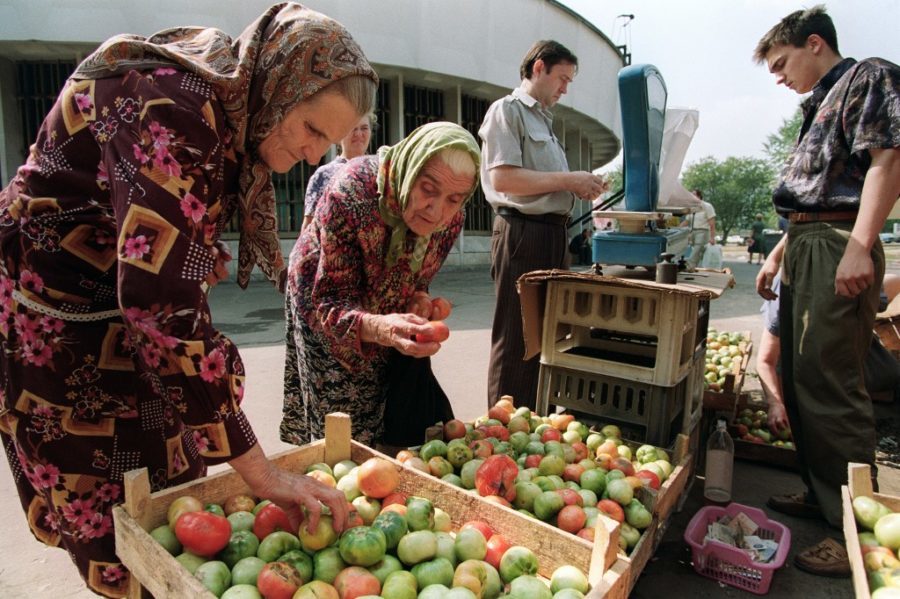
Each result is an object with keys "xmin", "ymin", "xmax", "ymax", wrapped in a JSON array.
[
  {"xmin": 282, "ymin": 122, "xmax": 480, "ymax": 447},
  {"xmin": 0, "ymin": 4, "xmax": 376, "ymax": 595}
]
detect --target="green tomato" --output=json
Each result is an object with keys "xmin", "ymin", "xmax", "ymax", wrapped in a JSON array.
[
  {"xmin": 175, "ymin": 552, "xmax": 208, "ymax": 574},
  {"xmin": 231, "ymin": 556, "xmax": 266, "ymax": 586},
  {"xmin": 397, "ymin": 530, "xmax": 437, "ymax": 566},
  {"xmin": 338, "ymin": 525, "xmax": 387, "ymax": 567},
  {"xmin": 278, "ymin": 549, "xmax": 313, "ymax": 584},
  {"xmin": 150, "ymin": 524, "xmax": 182, "ymax": 556},
  {"xmin": 205, "ymin": 503, "xmax": 226, "ymax": 517},
  {"xmin": 312, "ymin": 546, "xmax": 346, "ymax": 584},
  {"xmin": 367, "ymin": 553, "xmax": 403, "ymax": 585},
  {"xmin": 221, "ymin": 584, "xmax": 262, "ymax": 599},
  {"xmin": 381, "ymin": 570, "xmax": 417, "ymax": 599},
  {"xmin": 194, "ymin": 560, "xmax": 231, "ymax": 597},
  {"xmin": 220, "ymin": 529, "xmax": 260, "ymax": 569},
  {"xmin": 411, "ymin": 557, "xmax": 454, "ymax": 589},
  {"xmin": 371, "ymin": 510, "xmax": 408, "ymax": 551},
  {"xmin": 251, "ymin": 500, "xmax": 271, "ymax": 516},
  {"xmin": 226, "ymin": 511, "xmax": 256, "ymax": 534},
  {"xmin": 405, "ymin": 496, "xmax": 435, "ymax": 531},
  {"xmin": 499, "ymin": 546, "xmax": 539, "ymax": 583},
  {"xmin": 257, "ymin": 530, "xmax": 301, "ymax": 562}
]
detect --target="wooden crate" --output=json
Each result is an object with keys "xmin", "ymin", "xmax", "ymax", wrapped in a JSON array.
[
  {"xmin": 843, "ymin": 462, "xmax": 900, "ymax": 599},
  {"xmin": 727, "ymin": 392, "xmax": 798, "ymax": 471},
  {"xmin": 114, "ymin": 414, "xmax": 633, "ymax": 599},
  {"xmin": 539, "ymin": 278, "xmax": 705, "ymax": 387},
  {"xmin": 702, "ymin": 333, "xmax": 753, "ymax": 413}
]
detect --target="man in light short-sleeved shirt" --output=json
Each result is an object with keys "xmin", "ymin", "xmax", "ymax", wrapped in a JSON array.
[
  {"xmin": 682, "ymin": 190, "xmax": 717, "ymax": 269},
  {"xmin": 479, "ymin": 39, "xmax": 606, "ymax": 410}
]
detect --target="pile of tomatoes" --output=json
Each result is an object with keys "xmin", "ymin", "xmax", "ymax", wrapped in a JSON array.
[
  {"xmin": 396, "ymin": 400, "xmax": 674, "ymax": 556},
  {"xmin": 152, "ymin": 457, "xmax": 593, "ymax": 598}
]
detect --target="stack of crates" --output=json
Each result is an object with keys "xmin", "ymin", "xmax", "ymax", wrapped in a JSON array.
[{"xmin": 535, "ymin": 278, "xmax": 707, "ymax": 446}]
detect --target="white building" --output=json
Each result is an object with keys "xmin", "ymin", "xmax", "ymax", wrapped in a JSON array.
[{"xmin": 0, "ymin": 0, "xmax": 624, "ymax": 268}]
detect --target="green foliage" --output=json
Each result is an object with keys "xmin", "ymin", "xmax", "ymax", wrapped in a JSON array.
[
  {"xmin": 604, "ymin": 164, "xmax": 624, "ymax": 194},
  {"xmin": 763, "ymin": 107, "xmax": 803, "ymax": 170},
  {"xmin": 681, "ymin": 156, "xmax": 775, "ymax": 241}
]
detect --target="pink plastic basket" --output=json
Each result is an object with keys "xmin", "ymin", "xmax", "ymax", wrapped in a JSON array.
[{"xmin": 683, "ymin": 503, "xmax": 791, "ymax": 595}]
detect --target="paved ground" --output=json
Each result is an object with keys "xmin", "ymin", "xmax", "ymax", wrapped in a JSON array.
[{"xmin": 1, "ymin": 247, "xmax": 898, "ymax": 597}]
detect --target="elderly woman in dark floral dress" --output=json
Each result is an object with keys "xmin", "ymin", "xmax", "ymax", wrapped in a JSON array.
[
  {"xmin": 0, "ymin": 4, "xmax": 377, "ymax": 596},
  {"xmin": 281, "ymin": 122, "xmax": 480, "ymax": 447}
]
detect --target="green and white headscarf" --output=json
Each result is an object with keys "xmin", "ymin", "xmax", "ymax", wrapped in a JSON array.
[{"xmin": 376, "ymin": 122, "xmax": 481, "ymax": 273}]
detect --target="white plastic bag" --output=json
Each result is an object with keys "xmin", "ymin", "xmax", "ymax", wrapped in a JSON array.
[{"xmin": 700, "ymin": 244, "xmax": 723, "ymax": 269}]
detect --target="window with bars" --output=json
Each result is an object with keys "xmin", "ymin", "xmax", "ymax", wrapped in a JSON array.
[
  {"xmin": 15, "ymin": 60, "xmax": 76, "ymax": 157},
  {"xmin": 403, "ymin": 84, "xmax": 443, "ymax": 133},
  {"xmin": 372, "ymin": 80, "xmax": 391, "ymax": 150},
  {"xmin": 461, "ymin": 94, "xmax": 492, "ymax": 232}
]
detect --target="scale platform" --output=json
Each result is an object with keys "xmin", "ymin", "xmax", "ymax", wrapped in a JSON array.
[{"xmin": 591, "ymin": 210, "xmax": 690, "ymax": 270}]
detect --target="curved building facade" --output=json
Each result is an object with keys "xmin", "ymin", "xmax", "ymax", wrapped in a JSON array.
[{"xmin": 0, "ymin": 0, "xmax": 624, "ymax": 267}]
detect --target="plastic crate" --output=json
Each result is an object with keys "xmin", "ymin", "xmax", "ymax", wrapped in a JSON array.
[
  {"xmin": 684, "ymin": 503, "xmax": 791, "ymax": 595},
  {"xmin": 539, "ymin": 279, "xmax": 707, "ymax": 387},
  {"xmin": 536, "ymin": 354, "xmax": 703, "ymax": 447}
]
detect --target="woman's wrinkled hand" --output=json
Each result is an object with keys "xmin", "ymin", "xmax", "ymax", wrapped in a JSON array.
[
  {"xmin": 230, "ymin": 444, "xmax": 352, "ymax": 535},
  {"xmin": 361, "ymin": 312, "xmax": 441, "ymax": 357},
  {"xmin": 250, "ymin": 466, "xmax": 351, "ymax": 535}
]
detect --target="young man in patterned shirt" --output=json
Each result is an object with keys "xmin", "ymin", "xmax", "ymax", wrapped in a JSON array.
[{"xmin": 753, "ymin": 5, "xmax": 900, "ymax": 577}]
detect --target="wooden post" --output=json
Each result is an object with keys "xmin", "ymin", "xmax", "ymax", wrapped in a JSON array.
[
  {"xmin": 325, "ymin": 412, "xmax": 352, "ymax": 465},
  {"xmin": 120, "ymin": 468, "xmax": 154, "ymax": 599},
  {"xmin": 848, "ymin": 462, "xmax": 874, "ymax": 498}
]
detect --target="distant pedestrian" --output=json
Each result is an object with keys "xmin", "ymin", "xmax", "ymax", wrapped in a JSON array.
[
  {"xmin": 748, "ymin": 213, "xmax": 766, "ymax": 264},
  {"xmin": 682, "ymin": 189, "xmax": 717, "ymax": 270},
  {"xmin": 569, "ymin": 228, "xmax": 592, "ymax": 265}
]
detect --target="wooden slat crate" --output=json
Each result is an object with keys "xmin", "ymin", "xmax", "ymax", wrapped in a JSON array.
[
  {"xmin": 842, "ymin": 462, "xmax": 900, "ymax": 599},
  {"xmin": 115, "ymin": 413, "xmax": 638, "ymax": 598},
  {"xmin": 728, "ymin": 393, "xmax": 798, "ymax": 471}
]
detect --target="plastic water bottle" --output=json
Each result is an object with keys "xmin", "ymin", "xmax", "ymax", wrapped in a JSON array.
[{"xmin": 704, "ymin": 419, "xmax": 734, "ymax": 503}]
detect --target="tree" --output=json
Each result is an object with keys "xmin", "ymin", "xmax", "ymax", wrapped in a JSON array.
[
  {"xmin": 763, "ymin": 107, "xmax": 802, "ymax": 170},
  {"xmin": 681, "ymin": 156, "xmax": 775, "ymax": 242}
]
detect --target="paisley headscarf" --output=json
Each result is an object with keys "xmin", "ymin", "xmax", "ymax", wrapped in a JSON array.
[
  {"xmin": 71, "ymin": 3, "xmax": 378, "ymax": 289},
  {"xmin": 377, "ymin": 122, "xmax": 481, "ymax": 273}
]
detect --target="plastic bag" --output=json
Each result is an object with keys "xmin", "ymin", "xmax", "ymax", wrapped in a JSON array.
[
  {"xmin": 700, "ymin": 244, "xmax": 723, "ymax": 269},
  {"xmin": 381, "ymin": 351, "xmax": 454, "ymax": 447}
]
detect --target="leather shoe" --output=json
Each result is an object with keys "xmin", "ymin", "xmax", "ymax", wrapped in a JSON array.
[
  {"xmin": 794, "ymin": 538, "xmax": 851, "ymax": 578},
  {"xmin": 767, "ymin": 492, "xmax": 822, "ymax": 518}
]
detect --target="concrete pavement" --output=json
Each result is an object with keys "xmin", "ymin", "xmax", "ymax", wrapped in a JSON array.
[{"xmin": 2, "ymin": 252, "xmax": 896, "ymax": 597}]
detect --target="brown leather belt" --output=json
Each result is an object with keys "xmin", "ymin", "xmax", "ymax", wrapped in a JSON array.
[
  {"xmin": 788, "ymin": 210, "xmax": 857, "ymax": 223},
  {"xmin": 496, "ymin": 206, "xmax": 568, "ymax": 226}
]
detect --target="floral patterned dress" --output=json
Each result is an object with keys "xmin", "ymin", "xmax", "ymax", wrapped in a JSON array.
[
  {"xmin": 0, "ymin": 68, "xmax": 256, "ymax": 597},
  {"xmin": 281, "ymin": 155, "xmax": 462, "ymax": 447}
]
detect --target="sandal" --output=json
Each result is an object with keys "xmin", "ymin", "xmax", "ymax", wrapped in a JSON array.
[
  {"xmin": 794, "ymin": 537, "xmax": 851, "ymax": 578},
  {"xmin": 767, "ymin": 492, "xmax": 822, "ymax": 518}
]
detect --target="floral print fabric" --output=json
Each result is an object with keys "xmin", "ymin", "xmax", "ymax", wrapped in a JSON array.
[
  {"xmin": 281, "ymin": 155, "xmax": 463, "ymax": 446},
  {"xmin": 72, "ymin": 3, "xmax": 378, "ymax": 289},
  {"xmin": 0, "ymin": 68, "xmax": 256, "ymax": 597}
]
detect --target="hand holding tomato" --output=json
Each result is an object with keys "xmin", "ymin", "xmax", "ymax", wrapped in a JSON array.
[
  {"xmin": 228, "ymin": 444, "xmax": 351, "ymax": 536},
  {"xmin": 359, "ymin": 312, "xmax": 442, "ymax": 357}
]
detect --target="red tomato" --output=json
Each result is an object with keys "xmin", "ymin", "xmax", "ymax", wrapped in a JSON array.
[
  {"xmin": 485, "ymin": 533, "xmax": 512, "ymax": 569},
  {"xmin": 555, "ymin": 488, "xmax": 584, "ymax": 507},
  {"xmin": 597, "ymin": 499, "xmax": 625, "ymax": 524},
  {"xmin": 415, "ymin": 321, "xmax": 450, "ymax": 343},
  {"xmin": 461, "ymin": 520, "xmax": 495, "ymax": 542},
  {"xmin": 557, "ymin": 505, "xmax": 587, "ymax": 534},
  {"xmin": 253, "ymin": 503, "xmax": 294, "ymax": 541},
  {"xmin": 174, "ymin": 511, "xmax": 232, "ymax": 557},
  {"xmin": 431, "ymin": 297, "xmax": 452, "ymax": 321},
  {"xmin": 257, "ymin": 561, "xmax": 302, "ymax": 599},
  {"xmin": 635, "ymin": 470, "xmax": 661, "ymax": 491}
]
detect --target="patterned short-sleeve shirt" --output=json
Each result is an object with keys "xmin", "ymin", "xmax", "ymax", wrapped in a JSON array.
[{"xmin": 772, "ymin": 57, "xmax": 900, "ymax": 214}]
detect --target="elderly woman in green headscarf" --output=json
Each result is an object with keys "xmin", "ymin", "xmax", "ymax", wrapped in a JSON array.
[{"xmin": 282, "ymin": 122, "xmax": 481, "ymax": 446}]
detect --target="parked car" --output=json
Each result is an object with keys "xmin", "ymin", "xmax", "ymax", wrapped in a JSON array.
[{"xmin": 880, "ymin": 232, "xmax": 895, "ymax": 244}]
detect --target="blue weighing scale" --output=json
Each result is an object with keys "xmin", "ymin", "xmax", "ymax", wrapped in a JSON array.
[{"xmin": 591, "ymin": 65, "xmax": 690, "ymax": 271}]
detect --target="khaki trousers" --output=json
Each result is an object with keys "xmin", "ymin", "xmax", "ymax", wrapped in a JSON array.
[{"xmin": 780, "ymin": 221, "xmax": 884, "ymax": 527}]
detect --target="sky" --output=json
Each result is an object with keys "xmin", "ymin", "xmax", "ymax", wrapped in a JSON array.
[{"xmin": 557, "ymin": 0, "xmax": 899, "ymax": 168}]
